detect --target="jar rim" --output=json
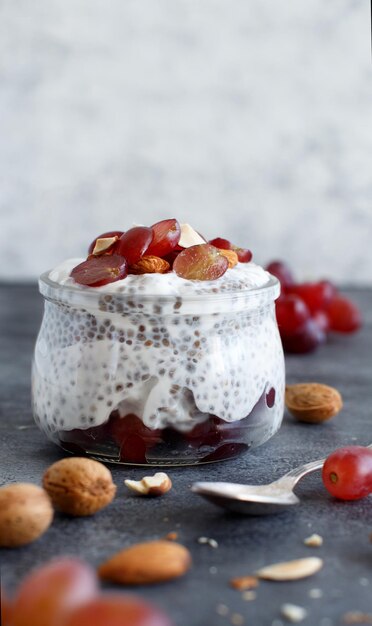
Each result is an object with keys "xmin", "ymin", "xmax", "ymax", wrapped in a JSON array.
[{"xmin": 39, "ymin": 271, "xmax": 280, "ymax": 314}]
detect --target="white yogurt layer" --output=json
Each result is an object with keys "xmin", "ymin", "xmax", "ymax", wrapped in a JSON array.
[
  {"xmin": 33, "ymin": 258, "xmax": 284, "ymax": 439},
  {"xmin": 49, "ymin": 257, "xmax": 271, "ymax": 295}
]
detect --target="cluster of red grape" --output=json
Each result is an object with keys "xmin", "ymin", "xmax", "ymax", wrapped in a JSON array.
[
  {"xmin": 70, "ymin": 219, "xmax": 253, "ymax": 286},
  {"xmin": 266, "ymin": 261, "xmax": 362, "ymax": 354},
  {"xmin": 1, "ymin": 558, "xmax": 173, "ymax": 626}
]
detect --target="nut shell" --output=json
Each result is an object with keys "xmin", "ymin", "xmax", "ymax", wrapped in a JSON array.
[
  {"xmin": 285, "ymin": 383, "xmax": 343, "ymax": 423},
  {"xmin": 0, "ymin": 483, "xmax": 53, "ymax": 547},
  {"xmin": 43, "ymin": 457, "xmax": 116, "ymax": 516},
  {"xmin": 98, "ymin": 540, "xmax": 192, "ymax": 585}
]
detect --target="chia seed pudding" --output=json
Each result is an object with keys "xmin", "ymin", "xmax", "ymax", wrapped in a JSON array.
[{"xmin": 32, "ymin": 259, "xmax": 285, "ymax": 465}]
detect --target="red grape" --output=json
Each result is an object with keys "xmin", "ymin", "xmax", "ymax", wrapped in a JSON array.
[
  {"xmin": 173, "ymin": 244, "xmax": 228, "ymax": 280},
  {"xmin": 114, "ymin": 227, "xmax": 153, "ymax": 265},
  {"xmin": 209, "ymin": 238, "xmax": 252, "ymax": 263},
  {"xmin": 233, "ymin": 247, "xmax": 252, "ymax": 263},
  {"xmin": 322, "ymin": 446, "xmax": 372, "ymax": 500},
  {"xmin": 312, "ymin": 310, "xmax": 330, "ymax": 334},
  {"xmin": 60, "ymin": 594, "xmax": 173, "ymax": 626},
  {"xmin": 275, "ymin": 294, "xmax": 311, "ymax": 335},
  {"xmin": 147, "ymin": 219, "xmax": 181, "ymax": 257},
  {"xmin": 265, "ymin": 260, "xmax": 294, "ymax": 289},
  {"xmin": 1, "ymin": 590, "xmax": 13, "ymax": 626},
  {"xmin": 71, "ymin": 255, "xmax": 128, "ymax": 287},
  {"xmin": 326, "ymin": 296, "xmax": 362, "ymax": 333},
  {"xmin": 12, "ymin": 559, "xmax": 98, "ymax": 626},
  {"xmin": 287, "ymin": 281, "xmax": 337, "ymax": 314},
  {"xmin": 209, "ymin": 237, "xmax": 231, "ymax": 250},
  {"xmin": 88, "ymin": 231, "xmax": 124, "ymax": 255},
  {"xmin": 280, "ymin": 318, "xmax": 326, "ymax": 354}
]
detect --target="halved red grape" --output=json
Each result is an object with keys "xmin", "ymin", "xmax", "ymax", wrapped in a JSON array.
[
  {"xmin": 88, "ymin": 231, "xmax": 124, "ymax": 255},
  {"xmin": 265, "ymin": 260, "xmax": 294, "ymax": 289},
  {"xmin": 287, "ymin": 281, "xmax": 337, "ymax": 314},
  {"xmin": 322, "ymin": 446, "xmax": 372, "ymax": 500},
  {"xmin": 147, "ymin": 219, "xmax": 181, "ymax": 257},
  {"xmin": 61, "ymin": 594, "xmax": 174, "ymax": 626},
  {"xmin": 114, "ymin": 227, "xmax": 153, "ymax": 265},
  {"xmin": 173, "ymin": 244, "xmax": 228, "ymax": 280},
  {"xmin": 12, "ymin": 559, "xmax": 98, "ymax": 626},
  {"xmin": 326, "ymin": 296, "xmax": 362, "ymax": 333},
  {"xmin": 209, "ymin": 238, "xmax": 252, "ymax": 264},
  {"xmin": 71, "ymin": 255, "xmax": 128, "ymax": 287}
]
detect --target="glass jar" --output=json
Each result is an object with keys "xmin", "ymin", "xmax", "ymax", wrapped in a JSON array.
[{"xmin": 32, "ymin": 272, "xmax": 284, "ymax": 466}]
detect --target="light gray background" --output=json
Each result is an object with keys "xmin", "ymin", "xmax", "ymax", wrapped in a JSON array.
[{"xmin": 1, "ymin": 0, "xmax": 372, "ymax": 283}]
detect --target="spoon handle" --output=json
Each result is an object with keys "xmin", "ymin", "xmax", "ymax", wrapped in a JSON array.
[{"xmin": 273, "ymin": 443, "xmax": 372, "ymax": 490}]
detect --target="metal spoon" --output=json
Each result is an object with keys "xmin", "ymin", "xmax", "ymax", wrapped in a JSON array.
[{"xmin": 192, "ymin": 445, "xmax": 372, "ymax": 515}]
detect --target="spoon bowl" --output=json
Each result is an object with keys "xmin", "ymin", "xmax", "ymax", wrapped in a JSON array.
[{"xmin": 192, "ymin": 444, "xmax": 372, "ymax": 515}]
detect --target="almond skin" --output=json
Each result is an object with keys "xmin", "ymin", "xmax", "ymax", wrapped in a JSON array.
[
  {"xmin": 0, "ymin": 483, "xmax": 53, "ymax": 547},
  {"xmin": 218, "ymin": 249, "xmax": 239, "ymax": 268},
  {"xmin": 285, "ymin": 383, "xmax": 343, "ymax": 423},
  {"xmin": 129, "ymin": 255, "xmax": 170, "ymax": 275},
  {"xmin": 43, "ymin": 457, "xmax": 116, "ymax": 516},
  {"xmin": 98, "ymin": 540, "xmax": 192, "ymax": 584}
]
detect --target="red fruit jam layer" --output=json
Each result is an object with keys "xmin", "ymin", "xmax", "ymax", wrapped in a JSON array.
[{"xmin": 58, "ymin": 387, "xmax": 277, "ymax": 465}]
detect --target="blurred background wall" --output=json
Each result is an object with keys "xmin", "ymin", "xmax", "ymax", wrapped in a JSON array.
[{"xmin": 1, "ymin": 0, "xmax": 371, "ymax": 283}]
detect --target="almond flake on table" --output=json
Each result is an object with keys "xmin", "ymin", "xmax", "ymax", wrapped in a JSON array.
[
  {"xmin": 281, "ymin": 604, "xmax": 308, "ymax": 623},
  {"xmin": 242, "ymin": 590, "xmax": 257, "ymax": 601},
  {"xmin": 256, "ymin": 557, "xmax": 323, "ymax": 581},
  {"xmin": 216, "ymin": 604, "xmax": 229, "ymax": 616},
  {"xmin": 308, "ymin": 588, "xmax": 323, "ymax": 599},
  {"xmin": 343, "ymin": 612, "xmax": 372, "ymax": 624},
  {"xmin": 230, "ymin": 575, "xmax": 259, "ymax": 591},
  {"xmin": 230, "ymin": 613, "xmax": 244, "ymax": 625},
  {"xmin": 304, "ymin": 533, "xmax": 323, "ymax": 547},
  {"xmin": 197, "ymin": 536, "xmax": 218, "ymax": 548}
]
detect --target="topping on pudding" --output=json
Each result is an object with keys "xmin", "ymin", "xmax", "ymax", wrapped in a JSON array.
[{"xmin": 68, "ymin": 220, "xmax": 254, "ymax": 287}]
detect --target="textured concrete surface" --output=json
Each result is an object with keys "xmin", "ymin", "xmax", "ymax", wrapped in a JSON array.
[
  {"xmin": 1, "ymin": 1, "xmax": 372, "ymax": 282},
  {"xmin": 0, "ymin": 283, "xmax": 371, "ymax": 625}
]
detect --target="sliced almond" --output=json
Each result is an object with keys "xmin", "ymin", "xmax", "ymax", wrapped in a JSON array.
[
  {"xmin": 129, "ymin": 255, "xmax": 170, "ymax": 275},
  {"xmin": 124, "ymin": 472, "xmax": 172, "ymax": 496},
  {"xmin": 178, "ymin": 223, "xmax": 206, "ymax": 248},
  {"xmin": 281, "ymin": 603, "xmax": 308, "ymax": 623},
  {"xmin": 92, "ymin": 236, "xmax": 119, "ymax": 255},
  {"xmin": 304, "ymin": 533, "xmax": 323, "ymax": 547},
  {"xmin": 285, "ymin": 383, "xmax": 343, "ymax": 423},
  {"xmin": 98, "ymin": 540, "xmax": 191, "ymax": 584},
  {"xmin": 230, "ymin": 575, "xmax": 259, "ymax": 591},
  {"xmin": 218, "ymin": 249, "xmax": 239, "ymax": 268},
  {"xmin": 256, "ymin": 557, "xmax": 323, "ymax": 581}
]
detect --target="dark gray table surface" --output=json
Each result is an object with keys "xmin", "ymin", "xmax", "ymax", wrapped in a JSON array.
[{"xmin": 0, "ymin": 284, "xmax": 371, "ymax": 626}]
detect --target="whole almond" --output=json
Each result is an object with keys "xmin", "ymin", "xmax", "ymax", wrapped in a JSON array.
[
  {"xmin": 0, "ymin": 483, "xmax": 53, "ymax": 547},
  {"xmin": 218, "ymin": 249, "xmax": 239, "ymax": 268},
  {"xmin": 129, "ymin": 256, "xmax": 170, "ymax": 275},
  {"xmin": 256, "ymin": 557, "xmax": 323, "ymax": 581},
  {"xmin": 285, "ymin": 383, "xmax": 343, "ymax": 423},
  {"xmin": 98, "ymin": 540, "xmax": 192, "ymax": 584},
  {"xmin": 43, "ymin": 457, "xmax": 116, "ymax": 516}
]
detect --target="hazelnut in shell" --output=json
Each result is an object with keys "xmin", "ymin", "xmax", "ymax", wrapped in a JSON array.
[{"xmin": 43, "ymin": 457, "xmax": 116, "ymax": 516}]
